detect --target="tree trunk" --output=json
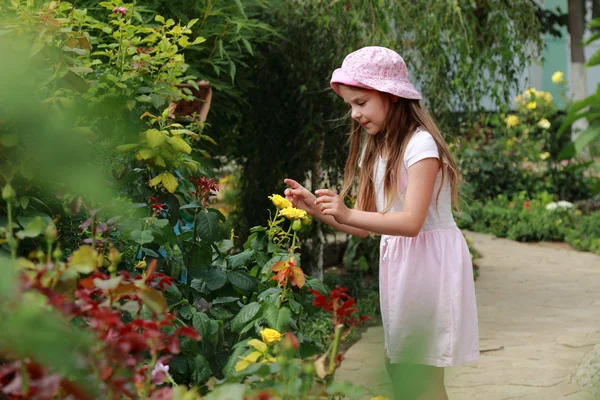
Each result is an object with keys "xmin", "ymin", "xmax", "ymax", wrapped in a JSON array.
[
  {"xmin": 568, "ymin": 0, "xmax": 589, "ymax": 141},
  {"xmin": 309, "ymin": 132, "xmax": 325, "ymax": 281}
]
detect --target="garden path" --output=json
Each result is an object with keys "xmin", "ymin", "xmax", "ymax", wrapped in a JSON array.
[{"xmin": 335, "ymin": 231, "xmax": 600, "ymax": 399}]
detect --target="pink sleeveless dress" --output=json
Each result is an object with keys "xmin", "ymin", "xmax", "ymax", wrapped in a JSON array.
[{"xmin": 376, "ymin": 129, "xmax": 479, "ymax": 366}]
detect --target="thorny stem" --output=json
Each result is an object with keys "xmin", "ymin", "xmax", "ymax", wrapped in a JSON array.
[
  {"xmin": 328, "ymin": 324, "xmax": 343, "ymax": 375},
  {"xmin": 187, "ymin": 208, "xmax": 199, "ymax": 303},
  {"xmin": 6, "ymin": 200, "xmax": 17, "ymax": 260},
  {"xmin": 20, "ymin": 362, "xmax": 28, "ymax": 396}
]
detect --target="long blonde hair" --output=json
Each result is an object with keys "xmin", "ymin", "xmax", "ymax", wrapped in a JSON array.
[{"xmin": 339, "ymin": 92, "xmax": 460, "ymax": 213}]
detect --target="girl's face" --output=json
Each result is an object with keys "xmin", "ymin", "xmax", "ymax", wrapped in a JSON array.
[{"xmin": 338, "ymin": 85, "xmax": 394, "ymax": 135}]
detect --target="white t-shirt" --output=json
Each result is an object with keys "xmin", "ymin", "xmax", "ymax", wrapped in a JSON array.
[{"xmin": 373, "ymin": 128, "xmax": 456, "ymax": 232}]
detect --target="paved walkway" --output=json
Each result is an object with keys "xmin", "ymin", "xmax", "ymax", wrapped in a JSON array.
[{"xmin": 335, "ymin": 231, "xmax": 600, "ymax": 399}]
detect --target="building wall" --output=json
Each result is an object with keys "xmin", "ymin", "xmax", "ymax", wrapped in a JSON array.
[{"xmin": 535, "ymin": 0, "xmax": 600, "ymax": 106}]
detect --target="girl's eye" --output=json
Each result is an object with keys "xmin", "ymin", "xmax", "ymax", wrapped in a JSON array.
[{"xmin": 357, "ymin": 101, "xmax": 366, "ymax": 106}]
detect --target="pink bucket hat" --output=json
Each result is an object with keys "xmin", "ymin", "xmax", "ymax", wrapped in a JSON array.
[{"xmin": 330, "ymin": 46, "xmax": 422, "ymax": 100}]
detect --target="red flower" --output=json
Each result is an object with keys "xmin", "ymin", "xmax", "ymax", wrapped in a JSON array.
[
  {"xmin": 189, "ymin": 177, "xmax": 219, "ymax": 207},
  {"xmin": 310, "ymin": 285, "xmax": 368, "ymax": 327},
  {"xmin": 523, "ymin": 201, "xmax": 530, "ymax": 207},
  {"xmin": 284, "ymin": 332, "xmax": 299, "ymax": 350},
  {"xmin": 149, "ymin": 197, "xmax": 166, "ymax": 213}
]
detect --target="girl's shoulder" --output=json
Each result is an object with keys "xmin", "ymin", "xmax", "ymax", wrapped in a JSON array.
[{"xmin": 404, "ymin": 127, "xmax": 439, "ymax": 168}]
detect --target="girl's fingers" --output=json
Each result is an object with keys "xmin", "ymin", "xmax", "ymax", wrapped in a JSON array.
[
  {"xmin": 314, "ymin": 195, "xmax": 334, "ymax": 205},
  {"xmin": 284, "ymin": 178, "xmax": 302, "ymax": 189},
  {"xmin": 315, "ymin": 188, "xmax": 336, "ymax": 197}
]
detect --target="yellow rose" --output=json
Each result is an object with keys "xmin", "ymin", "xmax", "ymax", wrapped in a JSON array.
[
  {"xmin": 543, "ymin": 92, "xmax": 553, "ymax": 102},
  {"xmin": 526, "ymin": 102, "xmax": 537, "ymax": 110},
  {"xmin": 260, "ymin": 328, "xmax": 282, "ymax": 345},
  {"xmin": 539, "ymin": 152, "xmax": 551, "ymax": 160},
  {"xmin": 268, "ymin": 194, "xmax": 292, "ymax": 209},
  {"xmin": 504, "ymin": 115, "xmax": 519, "ymax": 128},
  {"xmin": 552, "ymin": 71, "xmax": 564, "ymax": 84},
  {"xmin": 279, "ymin": 207, "xmax": 307, "ymax": 220},
  {"xmin": 525, "ymin": 88, "xmax": 537, "ymax": 97},
  {"xmin": 537, "ymin": 118, "xmax": 551, "ymax": 129}
]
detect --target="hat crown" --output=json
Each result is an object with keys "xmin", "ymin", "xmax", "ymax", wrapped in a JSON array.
[{"xmin": 341, "ymin": 46, "xmax": 409, "ymax": 82}]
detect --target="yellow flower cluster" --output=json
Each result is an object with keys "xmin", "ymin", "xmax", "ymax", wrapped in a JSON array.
[
  {"xmin": 504, "ymin": 114, "xmax": 519, "ymax": 128},
  {"xmin": 279, "ymin": 207, "xmax": 307, "ymax": 220},
  {"xmin": 515, "ymin": 87, "xmax": 553, "ymax": 107},
  {"xmin": 269, "ymin": 194, "xmax": 292, "ymax": 209},
  {"xmin": 552, "ymin": 71, "xmax": 564, "ymax": 84}
]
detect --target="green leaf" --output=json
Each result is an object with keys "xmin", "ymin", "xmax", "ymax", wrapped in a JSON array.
[
  {"xmin": 212, "ymin": 296, "xmax": 239, "ymax": 305},
  {"xmin": 585, "ymin": 49, "xmax": 600, "ymax": 67},
  {"xmin": 231, "ymin": 302, "xmax": 260, "ymax": 332},
  {"xmin": 223, "ymin": 347, "xmax": 248, "ymax": 378},
  {"xmin": 116, "ymin": 143, "xmax": 139, "ymax": 152},
  {"xmin": 191, "ymin": 36, "xmax": 206, "ymax": 45},
  {"xmin": 146, "ymin": 129, "xmax": 166, "ymax": 148},
  {"xmin": 257, "ymin": 287, "xmax": 281, "ymax": 304},
  {"xmin": 196, "ymin": 211, "xmax": 221, "ymax": 244},
  {"xmin": 583, "ymin": 31, "xmax": 600, "ymax": 46},
  {"xmin": 29, "ymin": 41, "xmax": 45, "ymax": 58},
  {"xmin": 68, "ymin": 67, "xmax": 93, "ymax": 74},
  {"xmin": 178, "ymin": 305, "xmax": 193, "ymax": 320},
  {"xmin": 261, "ymin": 254, "xmax": 285, "ymax": 275},
  {"xmin": 227, "ymin": 270, "xmax": 258, "ymax": 292},
  {"xmin": 304, "ymin": 278, "xmax": 328, "ymax": 295},
  {"xmin": 150, "ymin": 93, "xmax": 166, "ymax": 108},
  {"xmin": 184, "ymin": 241, "xmax": 213, "ymax": 271},
  {"xmin": 574, "ymin": 125, "xmax": 600, "ymax": 153},
  {"xmin": 191, "ymin": 354, "xmax": 212, "ymax": 384},
  {"xmin": 242, "ymin": 38, "xmax": 253, "ymax": 56},
  {"xmin": 326, "ymin": 381, "xmax": 368, "ymax": 398},
  {"xmin": 192, "ymin": 312, "xmax": 211, "ymax": 339},
  {"xmin": 0, "ymin": 134, "xmax": 19, "ymax": 147},
  {"xmin": 199, "ymin": 268, "xmax": 227, "ymax": 291},
  {"xmin": 234, "ymin": 0, "xmax": 247, "ymax": 19},
  {"xmin": 228, "ymin": 249, "xmax": 254, "ymax": 268},
  {"xmin": 204, "ymin": 384, "xmax": 246, "ymax": 400},
  {"xmin": 265, "ymin": 305, "xmax": 292, "ymax": 332},
  {"xmin": 216, "ymin": 239, "xmax": 234, "ymax": 254},
  {"xmin": 131, "ymin": 229, "xmax": 154, "ymax": 245},
  {"xmin": 210, "ymin": 307, "xmax": 234, "ymax": 321},
  {"xmin": 288, "ymin": 298, "xmax": 302, "ymax": 314},
  {"xmin": 229, "ymin": 61, "xmax": 236, "ymax": 83},
  {"xmin": 15, "ymin": 216, "xmax": 45, "ymax": 239}
]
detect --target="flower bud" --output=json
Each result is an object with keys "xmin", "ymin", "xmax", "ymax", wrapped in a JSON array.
[
  {"xmin": 45, "ymin": 221, "xmax": 58, "ymax": 241},
  {"xmin": 292, "ymin": 219, "xmax": 302, "ymax": 232},
  {"xmin": 2, "ymin": 183, "xmax": 16, "ymax": 201},
  {"xmin": 52, "ymin": 246, "xmax": 63, "ymax": 260}
]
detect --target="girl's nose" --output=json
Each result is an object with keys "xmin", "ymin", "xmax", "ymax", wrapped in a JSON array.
[{"xmin": 351, "ymin": 108, "xmax": 362, "ymax": 120}]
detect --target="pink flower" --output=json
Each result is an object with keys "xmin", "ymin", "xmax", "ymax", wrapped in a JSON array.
[
  {"xmin": 152, "ymin": 362, "xmax": 169, "ymax": 385},
  {"xmin": 112, "ymin": 6, "xmax": 127, "ymax": 15}
]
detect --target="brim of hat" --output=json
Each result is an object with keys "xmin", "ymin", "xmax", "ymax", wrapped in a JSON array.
[
  {"xmin": 330, "ymin": 68, "xmax": 373, "ymax": 96},
  {"xmin": 331, "ymin": 68, "xmax": 422, "ymax": 100}
]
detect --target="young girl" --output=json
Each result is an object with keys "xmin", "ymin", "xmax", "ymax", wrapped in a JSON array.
[{"xmin": 284, "ymin": 46, "xmax": 479, "ymax": 399}]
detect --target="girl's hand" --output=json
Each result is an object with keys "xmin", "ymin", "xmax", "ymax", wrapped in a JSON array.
[
  {"xmin": 283, "ymin": 178, "xmax": 318, "ymax": 216},
  {"xmin": 314, "ymin": 189, "xmax": 351, "ymax": 224}
]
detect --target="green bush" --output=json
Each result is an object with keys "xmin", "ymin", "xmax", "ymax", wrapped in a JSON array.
[
  {"xmin": 459, "ymin": 192, "xmax": 583, "ymax": 243},
  {"xmin": 566, "ymin": 213, "xmax": 600, "ymax": 255}
]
